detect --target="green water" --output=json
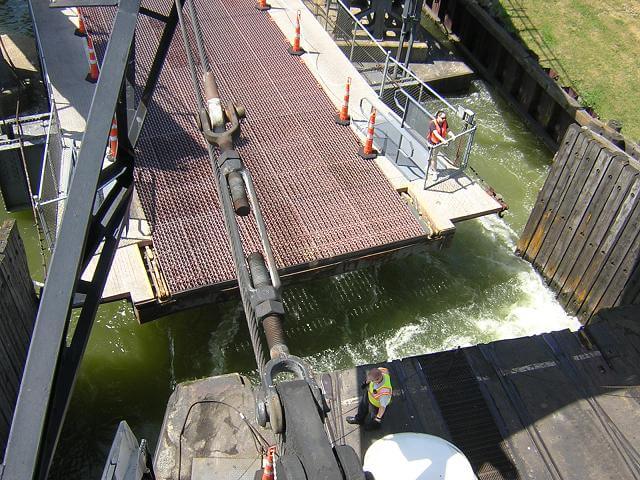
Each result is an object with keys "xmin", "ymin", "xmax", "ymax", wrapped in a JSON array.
[{"xmin": 1, "ymin": 9, "xmax": 578, "ymax": 470}]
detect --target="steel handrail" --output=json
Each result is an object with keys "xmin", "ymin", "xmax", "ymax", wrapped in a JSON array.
[
  {"xmin": 358, "ymin": 97, "xmax": 415, "ymax": 160},
  {"xmin": 386, "ymin": 55, "xmax": 458, "ymax": 113},
  {"xmin": 311, "ymin": 0, "xmax": 470, "ymax": 119}
]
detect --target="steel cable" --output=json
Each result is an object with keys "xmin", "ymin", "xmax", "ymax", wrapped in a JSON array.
[{"xmin": 173, "ymin": 0, "xmax": 268, "ymax": 374}]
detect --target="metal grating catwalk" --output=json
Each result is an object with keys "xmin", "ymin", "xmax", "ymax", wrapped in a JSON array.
[{"xmin": 84, "ymin": 0, "xmax": 426, "ymax": 294}]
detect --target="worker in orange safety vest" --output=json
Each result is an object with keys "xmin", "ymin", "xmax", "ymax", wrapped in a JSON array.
[{"xmin": 427, "ymin": 110, "xmax": 455, "ymax": 178}]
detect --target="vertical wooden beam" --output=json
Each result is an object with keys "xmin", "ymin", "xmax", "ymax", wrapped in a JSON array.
[{"xmin": 0, "ymin": 219, "xmax": 38, "ymax": 455}]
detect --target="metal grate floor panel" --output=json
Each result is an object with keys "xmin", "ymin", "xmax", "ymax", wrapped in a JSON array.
[
  {"xmin": 419, "ymin": 352, "xmax": 520, "ymax": 480},
  {"xmin": 85, "ymin": 0, "xmax": 425, "ymax": 295}
]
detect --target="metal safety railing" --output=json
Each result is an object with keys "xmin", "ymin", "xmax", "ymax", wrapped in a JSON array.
[
  {"xmin": 34, "ymin": 97, "xmax": 65, "ymax": 250},
  {"xmin": 392, "ymin": 87, "xmax": 477, "ymax": 188},
  {"xmin": 357, "ymin": 96, "xmax": 415, "ymax": 164},
  {"xmin": 301, "ymin": 0, "xmax": 477, "ymax": 187}
]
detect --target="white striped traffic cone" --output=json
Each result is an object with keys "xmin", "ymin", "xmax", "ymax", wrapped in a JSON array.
[
  {"xmin": 336, "ymin": 77, "xmax": 351, "ymax": 126},
  {"xmin": 358, "ymin": 107, "xmax": 378, "ymax": 159},
  {"xmin": 108, "ymin": 116, "xmax": 118, "ymax": 159},
  {"xmin": 86, "ymin": 35, "xmax": 99, "ymax": 83},
  {"xmin": 75, "ymin": 8, "xmax": 87, "ymax": 37},
  {"xmin": 261, "ymin": 446, "xmax": 276, "ymax": 480},
  {"xmin": 288, "ymin": 11, "xmax": 305, "ymax": 56}
]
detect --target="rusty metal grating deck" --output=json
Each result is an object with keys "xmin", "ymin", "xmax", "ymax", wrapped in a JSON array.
[{"xmin": 85, "ymin": 0, "xmax": 426, "ymax": 295}]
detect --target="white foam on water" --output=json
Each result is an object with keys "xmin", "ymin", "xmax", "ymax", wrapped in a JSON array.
[
  {"xmin": 476, "ymin": 213, "xmax": 519, "ymax": 249},
  {"xmin": 308, "ymin": 212, "xmax": 581, "ymax": 371}
]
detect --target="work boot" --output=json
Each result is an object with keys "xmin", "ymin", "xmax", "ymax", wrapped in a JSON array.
[{"xmin": 346, "ymin": 416, "xmax": 361, "ymax": 425}]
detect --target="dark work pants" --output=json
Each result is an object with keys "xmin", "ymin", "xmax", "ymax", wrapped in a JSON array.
[{"xmin": 356, "ymin": 390, "xmax": 379, "ymax": 429}]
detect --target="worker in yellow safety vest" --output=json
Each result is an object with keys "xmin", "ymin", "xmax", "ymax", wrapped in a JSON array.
[{"xmin": 346, "ymin": 367, "xmax": 392, "ymax": 429}]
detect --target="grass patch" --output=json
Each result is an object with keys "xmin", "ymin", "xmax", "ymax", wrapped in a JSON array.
[
  {"xmin": 539, "ymin": 24, "xmax": 556, "ymax": 48},
  {"xmin": 486, "ymin": 0, "xmax": 640, "ymax": 140},
  {"xmin": 579, "ymin": 85, "xmax": 605, "ymax": 110}
]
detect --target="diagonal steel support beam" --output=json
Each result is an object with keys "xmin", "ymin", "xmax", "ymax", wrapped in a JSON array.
[
  {"xmin": 38, "ymin": 183, "xmax": 134, "ymax": 475},
  {"xmin": 1, "ymin": 0, "xmax": 141, "ymax": 478},
  {"xmin": 128, "ymin": 0, "xmax": 181, "ymax": 147}
]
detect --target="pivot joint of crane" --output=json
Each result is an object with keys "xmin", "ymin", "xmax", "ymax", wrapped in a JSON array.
[
  {"xmin": 196, "ymin": 101, "xmax": 245, "ymax": 151},
  {"xmin": 256, "ymin": 354, "xmax": 329, "ymax": 433},
  {"xmin": 196, "ymin": 84, "xmax": 250, "ymax": 216}
]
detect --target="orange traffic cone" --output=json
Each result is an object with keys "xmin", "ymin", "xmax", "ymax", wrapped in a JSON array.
[
  {"xmin": 256, "ymin": 0, "xmax": 270, "ymax": 11},
  {"xmin": 75, "ymin": 8, "xmax": 87, "ymax": 37},
  {"xmin": 86, "ymin": 35, "xmax": 99, "ymax": 83},
  {"xmin": 336, "ymin": 77, "xmax": 351, "ymax": 126},
  {"xmin": 358, "ymin": 107, "xmax": 378, "ymax": 159},
  {"xmin": 261, "ymin": 446, "xmax": 276, "ymax": 480},
  {"xmin": 288, "ymin": 11, "xmax": 305, "ymax": 56},
  {"xmin": 108, "ymin": 116, "xmax": 118, "ymax": 159}
]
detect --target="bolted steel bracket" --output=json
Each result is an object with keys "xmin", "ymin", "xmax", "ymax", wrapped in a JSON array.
[{"xmin": 217, "ymin": 149, "xmax": 243, "ymax": 174}]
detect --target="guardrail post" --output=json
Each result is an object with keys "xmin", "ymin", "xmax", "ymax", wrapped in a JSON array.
[
  {"xmin": 401, "ymin": 92, "xmax": 410, "ymax": 127},
  {"xmin": 324, "ymin": 0, "xmax": 331, "ymax": 28},
  {"xmin": 349, "ymin": 22, "xmax": 357, "ymax": 61},
  {"xmin": 378, "ymin": 50, "xmax": 390, "ymax": 98},
  {"xmin": 463, "ymin": 127, "xmax": 476, "ymax": 169},
  {"xmin": 396, "ymin": 134, "xmax": 403, "ymax": 162}
]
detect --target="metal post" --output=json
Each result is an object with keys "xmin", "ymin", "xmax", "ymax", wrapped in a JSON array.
[
  {"xmin": 125, "ymin": 32, "xmax": 136, "ymax": 131},
  {"xmin": 403, "ymin": 20, "xmax": 416, "ymax": 69},
  {"xmin": 1, "ymin": 0, "xmax": 141, "ymax": 478},
  {"xmin": 401, "ymin": 91, "xmax": 410, "ymax": 127},
  {"xmin": 463, "ymin": 127, "xmax": 476, "ymax": 170},
  {"xmin": 324, "ymin": 0, "xmax": 331, "ymax": 28},
  {"xmin": 378, "ymin": 50, "xmax": 390, "ymax": 98},
  {"xmin": 128, "ymin": 0, "xmax": 182, "ymax": 147},
  {"xmin": 349, "ymin": 21, "xmax": 357, "ymax": 61}
]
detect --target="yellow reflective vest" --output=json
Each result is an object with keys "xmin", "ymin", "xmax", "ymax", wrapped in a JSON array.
[{"xmin": 367, "ymin": 367, "xmax": 392, "ymax": 408}]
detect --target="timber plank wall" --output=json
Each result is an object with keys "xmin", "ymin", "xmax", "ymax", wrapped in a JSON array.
[
  {"xmin": 423, "ymin": 0, "xmax": 640, "ymax": 160},
  {"xmin": 0, "ymin": 219, "xmax": 38, "ymax": 456},
  {"xmin": 517, "ymin": 125, "xmax": 640, "ymax": 324}
]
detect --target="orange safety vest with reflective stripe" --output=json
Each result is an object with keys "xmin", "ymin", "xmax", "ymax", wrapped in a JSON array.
[
  {"xmin": 428, "ymin": 119, "xmax": 448, "ymax": 145},
  {"xmin": 367, "ymin": 367, "xmax": 392, "ymax": 408}
]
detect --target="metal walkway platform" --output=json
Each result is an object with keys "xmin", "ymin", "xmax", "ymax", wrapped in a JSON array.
[
  {"xmin": 84, "ymin": 0, "xmax": 436, "ymax": 320},
  {"xmin": 30, "ymin": 0, "xmax": 504, "ymax": 321},
  {"xmin": 154, "ymin": 310, "xmax": 640, "ymax": 479}
]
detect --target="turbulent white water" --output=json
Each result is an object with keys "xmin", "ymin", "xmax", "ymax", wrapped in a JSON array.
[{"xmin": 302, "ymin": 214, "xmax": 580, "ymax": 373}]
